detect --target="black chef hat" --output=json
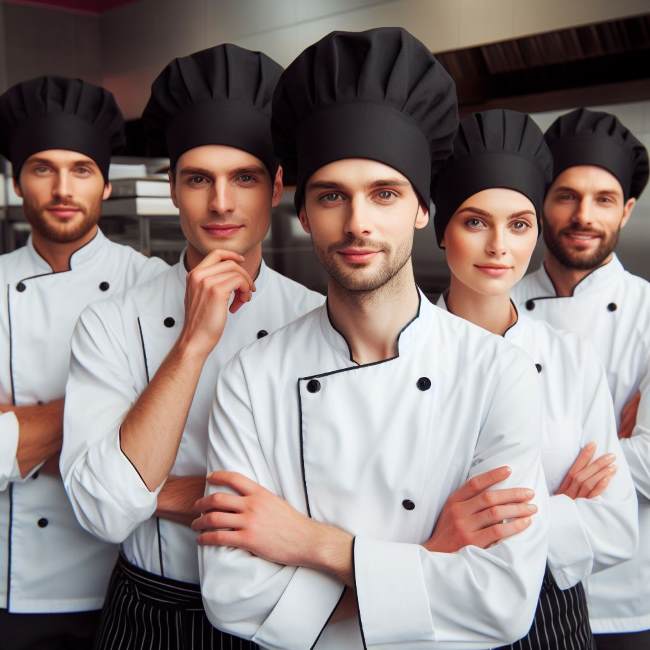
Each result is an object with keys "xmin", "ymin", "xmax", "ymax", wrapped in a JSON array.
[
  {"xmin": 545, "ymin": 108, "xmax": 649, "ymax": 200},
  {"xmin": 431, "ymin": 109, "xmax": 553, "ymax": 247},
  {"xmin": 142, "ymin": 44, "xmax": 282, "ymax": 178},
  {"xmin": 0, "ymin": 76, "xmax": 124, "ymax": 183},
  {"xmin": 272, "ymin": 27, "xmax": 458, "ymax": 211}
]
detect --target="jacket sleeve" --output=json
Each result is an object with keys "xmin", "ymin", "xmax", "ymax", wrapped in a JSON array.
[
  {"xmin": 620, "ymin": 362, "xmax": 650, "ymax": 501},
  {"xmin": 353, "ymin": 349, "xmax": 549, "ymax": 649},
  {"xmin": 547, "ymin": 352, "xmax": 639, "ymax": 589},
  {"xmin": 0, "ymin": 411, "xmax": 19, "ymax": 490},
  {"xmin": 199, "ymin": 355, "xmax": 345, "ymax": 650},
  {"xmin": 60, "ymin": 302, "xmax": 158, "ymax": 544}
]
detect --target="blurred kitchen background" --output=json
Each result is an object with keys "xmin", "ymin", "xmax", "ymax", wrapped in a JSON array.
[{"xmin": 1, "ymin": 0, "xmax": 649, "ymax": 296}]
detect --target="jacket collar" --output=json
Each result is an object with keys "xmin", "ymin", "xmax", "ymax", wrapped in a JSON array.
[
  {"xmin": 535, "ymin": 254, "xmax": 624, "ymax": 297},
  {"xmin": 25, "ymin": 229, "xmax": 108, "ymax": 274},
  {"xmin": 319, "ymin": 286, "xmax": 429, "ymax": 364}
]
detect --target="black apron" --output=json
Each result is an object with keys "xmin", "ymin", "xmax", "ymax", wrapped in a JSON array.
[{"xmin": 94, "ymin": 554, "xmax": 257, "ymax": 650}]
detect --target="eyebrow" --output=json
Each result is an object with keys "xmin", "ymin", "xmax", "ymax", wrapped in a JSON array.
[
  {"xmin": 306, "ymin": 178, "xmax": 410, "ymax": 191},
  {"xmin": 456, "ymin": 207, "xmax": 535, "ymax": 219},
  {"xmin": 28, "ymin": 157, "xmax": 96, "ymax": 167},
  {"xmin": 179, "ymin": 165, "xmax": 266, "ymax": 177},
  {"xmin": 552, "ymin": 185, "xmax": 620, "ymax": 196}
]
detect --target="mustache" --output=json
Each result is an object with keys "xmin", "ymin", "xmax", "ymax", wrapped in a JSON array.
[
  {"xmin": 44, "ymin": 200, "xmax": 85, "ymax": 212},
  {"xmin": 559, "ymin": 224, "xmax": 604, "ymax": 238},
  {"xmin": 327, "ymin": 237, "xmax": 387, "ymax": 254}
]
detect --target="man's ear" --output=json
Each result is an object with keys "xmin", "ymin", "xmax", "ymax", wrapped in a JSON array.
[
  {"xmin": 168, "ymin": 168, "xmax": 179, "ymax": 208},
  {"xmin": 620, "ymin": 197, "xmax": 636, "ymax": 230},
  {"xmin": 298, "ymin": 206, "xmax": 311, "ymax": 234},
  {"xmin": 102, "ymin": 182, "xmax": 112, "ymax": 201},
  {"xmin": 12, "ymin": 177, "xmax": 23, "ymax": 199},
  {"xmin": 415, "ymin": 202, "xmax": 430, "ymax": 230},
  {"xmin": 271, "ymin": 165, "xmax": 284, "ymax": 207}
]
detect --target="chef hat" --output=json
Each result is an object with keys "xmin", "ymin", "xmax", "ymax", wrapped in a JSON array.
[
  {"xmin": 0, "ymin": 76, "xmax": 125, "ymax": 183},
  {"xmin": 431, "ymin": 109, "xmax": 553, "ymax": 247},
  {"xmin": 142, "ymin": 44, "xmax": 282, "ymax": 178},
  {"xmin": 272, "ymin": 27, "xmax": 458, "ymax": 211},
  {"xmin": 545, "ymin": 108, "xmax": 649, "ymax": 200}
]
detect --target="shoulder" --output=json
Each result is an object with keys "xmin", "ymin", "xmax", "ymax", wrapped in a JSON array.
[
  {"xmin": 511, "ymin": 268, "xmax": 545, "ymax": 303},
  {"xmin": 103, "ymin": 240, "xmax": 168, "ymax": 282},
  {"xmin": 0, "ymin": 246, "xmax": 34, "ymax": 282},
  {"xmin": 264, "ymin": 267, "xmax": 324, "ymax": 313}
]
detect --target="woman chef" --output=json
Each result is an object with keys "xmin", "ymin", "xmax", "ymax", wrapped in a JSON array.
[{"xmin": 431, "ymin": 108, "xmax": 638, "ymax": 649}]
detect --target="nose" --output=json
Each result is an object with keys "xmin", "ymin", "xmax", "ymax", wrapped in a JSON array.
[
  {"xmin": 209, "ymin": 177, "xmax": 235, "ymax": 215},
  {"xmin": 344, "ymin": 193, "xmax": 372, "ymax": 238},
  {"xmin": 52, "ymin": 170, "xmax": 72, "ymax": 201},
  {"xmin": 486, "ymin": 226, "xmax": 507, "ymax": 257},
  {"xmin": 571, "ymin": 195, "xmax": 592, "ymax": 227}
]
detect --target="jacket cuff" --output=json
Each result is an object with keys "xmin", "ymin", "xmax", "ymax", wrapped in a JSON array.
[
  {"xmin": 253, "ymin": 567, "xmax": 345, "ymax": 650},
  {"xmin": 354, "ymin": 536, "xmax": 434, "ymax": 646},
  {"xmin": 547, "ymin": 494, "xmax": 592, "ymax": 589}
]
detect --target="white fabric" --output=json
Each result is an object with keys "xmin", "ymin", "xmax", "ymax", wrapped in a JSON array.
[
  {"xmin": 61, "ymin": 257, "xmax": 323, "ymax": 584},
  {"xmin": 200, "ymin": 295, "xmax": 549, "ymax": 649},
  {"xmin": 514, "ymin": 255, "xmax": 650, "ymax": 633},
  {"xmin": 438, "ymin": 296, "xmax": 638, "ymax": 590},
  {"xmin": 0, "ymin": 411, "xmax": 19, "ymax": 491},
  {"xmin": 0, "ymin": 231, "xmax": 167, "ymax": 613}
]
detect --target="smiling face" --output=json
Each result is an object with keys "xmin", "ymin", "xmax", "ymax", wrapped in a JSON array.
[
  {"xmin": 441, "ymin": 188, "xmax": 538, "ymax": 296},
  {"xmin": 170, "ymin": 144, "xmax": 282, "ymax": 266},
  {"xmin": 14, "ymin": 149, "xmax": 110, "ymax": 244},
  {"xmin": 542, "ymin": 165, "xmax": 636, "ymax": 270},
  {"xmin": 299, "ymin": 158, "xmax": 429, "ymax": 293}
]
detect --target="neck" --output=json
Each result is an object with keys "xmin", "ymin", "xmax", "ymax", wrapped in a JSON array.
[
  {"xmin": 31, "ymin": 225, "xmax": 98, "ymax": 273},
  {"xmin": 446, "ymin": 274, "xmax": 515, "ymax": 336},
  {"xmin": 185, "ymin": 242, "xmax": 264, "ymax": 281},
  {"xmin": 327, "ymin": 261, "xmax": 419, "ymax": 365},
  {"xmin": 543, "ymin": 250, "xmax": 613, "ymax": 297}
]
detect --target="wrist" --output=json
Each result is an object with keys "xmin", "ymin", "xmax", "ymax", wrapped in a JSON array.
[
  {"xmin": 307, "ymin": 522, "xmax": 354, "ymax": 584},
  {"xmin": 173, "ymin": 334, "xmax": 212, "ymax": 365}
]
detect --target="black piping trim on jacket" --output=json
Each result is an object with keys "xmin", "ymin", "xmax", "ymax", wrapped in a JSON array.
[
  {"xmin": 5, "ymin": 284, "xmax": 15, "ymax": 610},
  {"xmin": 310, "ymin": 586, "xmax": 348, "ymax": 650},
  {"xmin": 502, "ymin": 300, "xmax": 520, "ymax": 338},
  {"xmin": 136, "ymin": 317, "xmax": 164, "ymax": 577},
  {"xmin": 310, "ymin": 288, "xmax": 422, "ymax": 379},
  {"xmin": 352, "ymin": 537, "xmax": 368, "ymax": 649},
  {"xmin": 15, "ymin": 230, "xmax": 101, "ymax": 285},
  {"xmin": 525, "ymin": 260, "xmax": 613, "ymax": 307},
  {"xmin": 297, "ymin": 290, "xmax": 423, "ymax": 511}
]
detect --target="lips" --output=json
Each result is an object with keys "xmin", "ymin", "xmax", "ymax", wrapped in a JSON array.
[
  {"xmin": 562, "ymin": 230, "xmax": 602, "ymax": 246},
  {"xmin": 337, "ymin": 248, "xmax": 380, "ymax": 264},
  {"xmin": 46, "ymin": 206, "xmax": 81, "ymax": 220},
  {"xmin": 474, "ymin": 264, "xmax": 512, "ymax": 277},
  {"xmin": 202, "ymin": 224, "xmax": 244, "ymax": 237}
]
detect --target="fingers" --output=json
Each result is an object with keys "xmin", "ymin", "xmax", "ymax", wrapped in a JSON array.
[
  {"xmin": 189, "ymin": 260, "xmax": 255, "ymax": 294},
  {"xmin": 191, "ymin": 511, "xmax": 242, "ymax": 532},
  {"xmin": 474, "ymin": 502, "xmax": 537, "ymax": 530},
  {"xmin": 206, "ymin": 471, "xmax": 261, "ymax": 497},
  {"xmin": 192, "ymin": 491, "xmax": 244, "ymax": 515},
  {"xmin": 473, "ymin": 517, "xmax": 533, "ymax": 549},
  {"xmin": 577, "ymin": 465, "xmax": 617, "ymax": 499},
  {"xmin": 556, "ymin": 442, "xmax": 597, "ymax": 496},
  {"xmin": 194, "ymin": 248, "xmax": 245, "ymax": 271},
  {"xmin": 449, "ymin": 466, "xmax": 512, "ymax": 503},
  {"xmin": 585, "ymin": 471, "xmax": 616, "ymax": 499},
  {"xmin": 465, "ymin": 487, "xmax": 535, "ymax": 517},
  {"xmin": 196, "ymin": 529, "xmax": 242, "ymax": 548}
]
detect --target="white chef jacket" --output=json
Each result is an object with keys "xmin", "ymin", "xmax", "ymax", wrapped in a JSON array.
[
  {"xmin": 513, "ymin": 255, "xmax": 650, "ymax": 633},
  {"xmin": 199, "ymin": 293, "xmax": 550, "ymax": 650},
  {"xmin": 0, "ymin": 230, "xmax": 167, "ymax": 613},
  {"xmin": 437, "ymin": 296, "xmax": 638, "ymax": 589},
  {"xmin": 61, "ymin": 255, "xmax": 323, "ymax": 585}
]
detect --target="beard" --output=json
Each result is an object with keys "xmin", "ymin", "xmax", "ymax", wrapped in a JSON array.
[
  {"xmin": 543, "ymin": 220, "xmax": 620, "ymax": 271},
  {"xmin": 313, "ymin": 234, "xmax": 412, "ymax": 293},
  {"xmin": 23, "ymin": 195, "xmax": 102, "ymax": 244}
]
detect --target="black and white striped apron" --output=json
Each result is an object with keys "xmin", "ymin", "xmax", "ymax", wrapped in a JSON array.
[
  {"xmin": 94, "ymin": 554, "xmax": 256, "ymax": 650},
  {"xmin": 495, "ymin": 566, "xmax": 595, "ymax": 650}
]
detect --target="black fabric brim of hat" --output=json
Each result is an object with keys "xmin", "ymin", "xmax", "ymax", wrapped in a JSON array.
[
  {"xmin": 9, "ymin": 113, "xmax": 113, "ymax": 182},
  {"xmin": 164, "ymin": 99, "xmax": 277, "ymax": 179},
  {"xmin": 549, "ymin": 135, "xmax": 634, "ymax": 199},
  {"xmin": 432, "ymin": 151, "xmax": 546, "ymax": 246},
  {"xmin": 292, "ymin": 101, "xmax": 431, "ymax": 212}
]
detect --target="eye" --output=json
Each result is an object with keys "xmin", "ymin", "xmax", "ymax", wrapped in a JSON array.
[
  {"xmin": 33, "ymin": 165, "xmax": 52, "ymax": 175},
  {"xmin": 188, "ymin": 175, "xmax": 209, "ymax": 187},
  {"xmin": 74, "ymin": 166, "xmax": 92, "ymax": 177},
  {"xmin": 556, "ymin": 191, "xmax": 576, "ymax": 201},
  {"xmin": 374, "ymin": 189, "xmax": 398, "ymax": 202},
  {"xmin": 597, "ymin": 195, "xmax": 614, "ymax": 205},
  {"xmin": 236, "ymin": 173, "xmax": 257, "ymax": 185},
  {"xmin": 510, "ymin": 220, "xmax": 531, "ymax": 232},
  {"xmin": 319, "ymin": 191, "xmax": 345, "ymax": 204},
  {"xmin": 464, "ymin": 217, "xmax": 486, "ymax": 230}
]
